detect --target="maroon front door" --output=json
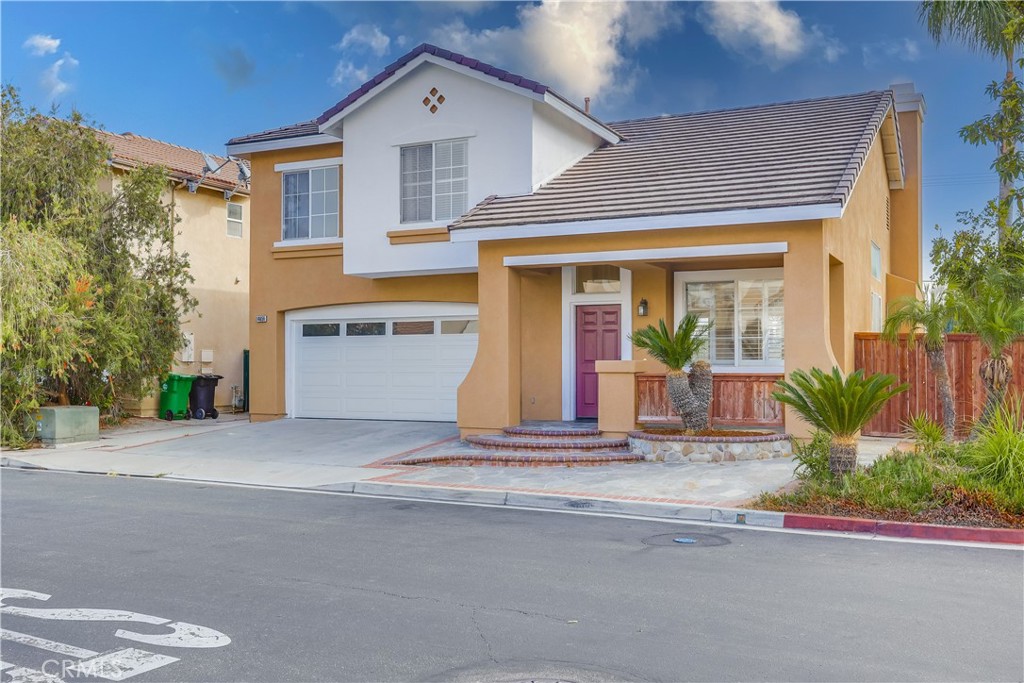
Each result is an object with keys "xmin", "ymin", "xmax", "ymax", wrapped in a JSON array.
[{"xmin": 575, "ymin": 305, "xmax": 621, "ymax": 418}]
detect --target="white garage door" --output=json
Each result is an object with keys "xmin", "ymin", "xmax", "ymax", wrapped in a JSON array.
[{"xmin": 292, "ymin": 308, "xmax": 478, "ymax": 421}]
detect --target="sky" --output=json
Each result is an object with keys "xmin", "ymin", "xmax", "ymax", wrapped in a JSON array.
[{"xmin": 0, "ymin": 1, "xmax": 1009, "ymax": 276}]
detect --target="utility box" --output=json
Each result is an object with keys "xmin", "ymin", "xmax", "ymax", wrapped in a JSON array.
[{"xmin": 35, "ymin": 406, "xmax": 99, "ymax": 447}]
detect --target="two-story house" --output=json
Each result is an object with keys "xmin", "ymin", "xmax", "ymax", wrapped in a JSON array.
[
  {"xmin": 99, "ymin": 130, "xmax": 251, "ymax": 416},
  {"xmin": 227, "ymin": 43, "xmax": 924, "ymax": 438}
]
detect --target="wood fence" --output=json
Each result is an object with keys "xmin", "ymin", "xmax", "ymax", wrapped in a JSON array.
[
  {"xmin": 637, "ymin": 374, "xmax": 784, "ymax": 427},
  {"xmin": 854, "ymin": 333, "xmax": 1024, "ymax": 437}
]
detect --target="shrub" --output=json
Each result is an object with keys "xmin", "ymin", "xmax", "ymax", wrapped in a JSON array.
[
  {"xmin": 904, "ymin": 414, "xmax": 946, "ymax": 453},
  {"xmin": 968, "ymin": 394, "xmax": 1024, "ymax": 499},
  {"xmin": 792, "ymin": 431, "xmax": 832, "ymax": 481}
]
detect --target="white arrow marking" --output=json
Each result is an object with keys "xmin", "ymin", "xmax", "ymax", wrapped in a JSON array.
[
  {"xmin": 70, "ymin": 648, "xmax": 179, "ymax": 681},
  {"xmin": 115, "ymin": 621, "xmax": 231, "ymax": 648}
]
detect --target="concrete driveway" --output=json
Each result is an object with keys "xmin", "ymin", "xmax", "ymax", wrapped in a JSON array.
[{"xmin": 123, "ymin": 418, "xmax": 458, "ymax": 467}]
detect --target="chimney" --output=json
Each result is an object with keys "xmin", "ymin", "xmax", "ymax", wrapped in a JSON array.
[
  {"xmin": 888, "ymin": 82, "xmax": 925, "ymax": 286},
  {"xmin": 584, "ymin": 97, "xmax": 591, "ymax": 115}
]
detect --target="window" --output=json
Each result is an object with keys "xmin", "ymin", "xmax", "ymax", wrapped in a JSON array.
[
  {"xmin": 227, "ymin": 202, "xmax": 243, "ymax": 237},
  {"xmin": 282, "ymin": 166, "xmax": 339, "ymax": 240},
  {"xmin": 392, "ymin": 321, "xmax": 434, "ymax": 335},
  {"xmin": 871, "ymin": 242, "xmax": 882, "ymax": 281},
  {"xmin": 441, "ymin": 319, "xmax": 478, "ymax": 334},
  {"xmin": 871, "ymin": 292, "xmax": 883, "ymax": 332},
  {"xmin": 346, "ymin": 322, "xmax": 386, "ymax": 337},
  {"xmin": 685, "ymin": 278, "xmax": 784, "ymax": 366},
  {"xmin": 574, "ymin": 265, "xmax": 621, "ymax": 294},
  {"xmin": 400, "ymin": 139, "xmax": 468, "ymax": 223},
  {"xmin": 302, "ymin": 323, "xmax": 340, "ymax": 337}
]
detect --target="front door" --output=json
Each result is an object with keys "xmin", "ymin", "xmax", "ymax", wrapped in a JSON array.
[{"xmin": 575, "ymin": 305, "xmax": 621, "ymax": 418}]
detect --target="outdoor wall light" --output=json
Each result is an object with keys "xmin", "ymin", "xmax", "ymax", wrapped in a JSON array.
[{"xmin": 637, "ymin": 298, "xmax": 649, "ymax": 317}]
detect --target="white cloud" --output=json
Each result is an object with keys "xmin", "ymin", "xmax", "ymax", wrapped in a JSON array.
[
  {"xmin": 338, "ymin": 24, "xmax": 391, "ymax": 57},
  {"xmin": 862, "ymin": 38, "xmax": 921, "ymax": 68},
  {"xmin": 330, "ymin": 60, "xmax": 371, "ymax": 88},
  {"xmin": 41, "ymin": 52, "xmax": 78, "ymax": 100},
  {"xmin": 698, "ymin": 1, "xmax": 844, "ymax": 69},
  {"xmin": 23, "ymin": 33, "xmax": 60, "ymax": 56},
  {"xmin": 430, "ymin": 0, "xmax": 681, "ymax": 105}
]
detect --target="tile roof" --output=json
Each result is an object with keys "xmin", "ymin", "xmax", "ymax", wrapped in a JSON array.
[
  {"xmin": 450, "ymin": 90, "xmax": 895, "ymax": 231},
  {"xmin": 97, "ymin": 129, "xmax": 249, "ymax": 194},
  {"xmin": 316, "ymin": 43, "xmax": 550, "ymax": 126},
  {"xmin": 225, "ymin": 119, "xmax": 320, "ymax": 146}
]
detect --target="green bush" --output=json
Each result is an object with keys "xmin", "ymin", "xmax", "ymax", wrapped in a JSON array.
[
  {"xmin": 904, "ymin": 413, "xmax": 946, "ymax": 453},
  {"xmin": 792, "ymin": 431, "xmax": 832, "ymax": 481},
  {"xmin": 968, "ymin": 394, "xmax": 1024, "ymax": 498}
]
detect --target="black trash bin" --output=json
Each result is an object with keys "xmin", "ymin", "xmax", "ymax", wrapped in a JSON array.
[{"xmin": 189, "ymin": 374, "xmax": 224, "ymax": 420}]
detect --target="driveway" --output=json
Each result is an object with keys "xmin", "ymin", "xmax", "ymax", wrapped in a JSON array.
[{"xmin": 120, "ymin": 418, "xmax": 458, "ymax": 467}]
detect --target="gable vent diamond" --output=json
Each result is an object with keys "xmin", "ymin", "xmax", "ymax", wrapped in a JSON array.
[{"xmin": 423, "ymin": 88, "xmax": 445, "ymax": 114}]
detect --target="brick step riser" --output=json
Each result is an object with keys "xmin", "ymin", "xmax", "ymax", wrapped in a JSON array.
[
  {"xmin": 502, "ymin": 428, "xmax": 602, "ymax": 439},
  {"xmin": 466, "ymin": 436, "xmax": 629, "ymax": 452}
]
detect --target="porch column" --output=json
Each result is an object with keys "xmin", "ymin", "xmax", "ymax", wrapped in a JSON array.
[
  {"xmin": 457, "ymin": 243, "xmax": 522, "ymax": 435},
  {"xmin": 596, "ymin": 359, "xmax": 659, "ymax": 437}
]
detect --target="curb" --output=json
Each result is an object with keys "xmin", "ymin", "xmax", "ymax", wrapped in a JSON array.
[{"xmin": 3, "ymin": 460, "xmax": 1021, "ymax": 546}]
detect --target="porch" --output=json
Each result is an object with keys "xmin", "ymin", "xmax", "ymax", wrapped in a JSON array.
[{"xmin": 456, "ymin": 232, "xmax": 840, "ymax": 439}]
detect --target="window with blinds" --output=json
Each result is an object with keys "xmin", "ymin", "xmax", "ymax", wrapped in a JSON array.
[
  {"xmin": 400, "ymin": 139, "xmax": 468, "ymax": 223},
  {"xmin": 685, "ymin": 278, "xmax": 784, "ymax": 366}
]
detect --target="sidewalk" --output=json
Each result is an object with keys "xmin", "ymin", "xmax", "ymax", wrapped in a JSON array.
[{"xmin": 3, "ymin": 418, "xmax": 1020, "ymax": 546}]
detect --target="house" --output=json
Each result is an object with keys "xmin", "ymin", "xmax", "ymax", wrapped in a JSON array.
[
  {"xmin": 98, "ymin": 130, "xmax": 251, "ymax": 416},
  {"xmin": 226, "ymin": 44, "xmax": 924, "ymax": 438}
]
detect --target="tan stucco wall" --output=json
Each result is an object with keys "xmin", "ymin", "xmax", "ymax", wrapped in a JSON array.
[
  {"xmin": 242, "ymin": 143, "xmax": 477, "ymax": 421},
  {"xmin": 890, "ymin": 109, "xmax": 923, "ymax": 285},
  {"xmin": 519, "ymin": 269, "xmax": 562, "ymax": 420},
  {"xmin": 125, "ymin": 178, "xmax": 250, "ymax": 416},
  {"xmin": 822, "ymin": 136, "xmax": 893, "ymax": 373}
]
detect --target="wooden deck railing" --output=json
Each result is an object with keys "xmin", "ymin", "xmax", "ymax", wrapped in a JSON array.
[{"xmin": 636, "ymin": 373, "xmax": 784, "ymax": 427}]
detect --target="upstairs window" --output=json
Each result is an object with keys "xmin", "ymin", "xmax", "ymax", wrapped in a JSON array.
[
  {"xmin": 226, "ymin": 202, "xmax": 243, "ymax": 238},
  {"xmin": 871, "ymin": 242, "xmax": 882, "ymax": 281},
  {"xmin": 283, "ymin": 166, "xmax": 339, "ymax": 240},
  {"xmin": 400, "ymin": 139, "xmax": 468, "ymax": 223}
]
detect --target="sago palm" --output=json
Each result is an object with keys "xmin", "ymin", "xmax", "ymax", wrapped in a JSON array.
[
  {"xmin": 882, "ymin": 286, "xmax": 957, "ymax": 441},
  {"xmin": 630, "ymin": 315, "xmax": 713, "ymax": 431},
  {"xmin": 773, "ymin": 368, "xmax": 908, "ymax": 477},
  {"xmin": 951, "ymin": 271, "xmax": 1024, "ymax": 434}
]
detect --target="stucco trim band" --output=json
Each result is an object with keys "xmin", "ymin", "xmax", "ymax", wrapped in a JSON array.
[
  {"xmin": 503, "ymin": 242, "xmax": 789, "ymax": 268},
  {"xmin": 387, "ymin": 227, "xmax": 451, "ymax": 244}
]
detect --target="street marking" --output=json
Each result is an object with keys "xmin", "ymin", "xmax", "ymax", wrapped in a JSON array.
[
  {"xmin": 115, "ymin": 622, "xmax": 231, "ymax": 649},
  {"xmin": 1, "ymin": 627, "xmax": 98, "ymax": 658},
  {"xmin": 0, "ymin": 660, "xmax": 14, "ymax": 670},
  {"xmin": 0, "ymin": 588, "xmax": 231, "ymax": 648},
  {"xmin": 1, "ymin": 665, "xmax": 63, "ymax": 682},
  {"xmin": 69, "ymin": 648, "xmax": 179, "ymax": 681}
]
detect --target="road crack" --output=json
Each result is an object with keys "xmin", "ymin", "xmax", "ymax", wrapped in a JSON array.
[{"xmin": 470, "ymin": 607, "xmax": 498, "ymax": 664}]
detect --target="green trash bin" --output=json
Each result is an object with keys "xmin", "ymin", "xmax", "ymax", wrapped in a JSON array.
[{"xmin": 159, "ymin": 373, "xmax": 195, "ymax": 421}]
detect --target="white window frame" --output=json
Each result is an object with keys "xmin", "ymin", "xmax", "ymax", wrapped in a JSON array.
[
  {"xmin": 871, "ymin": 291, "xmax": 883, "ymax": 332},
  {"xmin": 871, "ymin": 241, "xmax": 882, "ymax": 281},
  {"xmin": 674, "ymin": 268, "xmax": 784, "ymax": 374},
  {"xmin": 399, "ymin": 138, "xmax": 468, "ymax": 224},
  {"xmin": 280, "ymin": 164, "xmax": 340, "ymax": 242},
  {"xmin": 226, "ymin": 202, "xmax": 243, "ymax": 238}
]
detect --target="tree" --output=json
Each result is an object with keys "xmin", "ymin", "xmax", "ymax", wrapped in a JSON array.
[
  {"xmin": 773, "ymin": 368, "xmax": 908, "ymax": 478},
  {"xmin": 920, "ymin": 1, "xmax": 1024, "ymax": 240},
  {"xmin": 882, "ymin": 287, "xmax": 958, "ymax": 441},
  {"xmin": 950, "ymin": 268, "xmax": 1024, "ymax": 434},
  {"xmin": 0, "ymin": 86, "xmax": 196, "ymax": 445},
  {"xmin": 629, "ymin": 315, "xmax": 714, "ymax": 431}
]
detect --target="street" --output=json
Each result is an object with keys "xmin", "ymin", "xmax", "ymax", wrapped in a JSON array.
[{"xmin": 1, "ymin": 469, "xmax": 1021, "ymax": 682}]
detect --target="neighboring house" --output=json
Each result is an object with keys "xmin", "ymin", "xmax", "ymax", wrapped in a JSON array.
[
  {"xmin": 98, "ymin": 130, "xmax": 251, "ymax": 416},
  {"xmin": 226, "ymin": 43, "xmax": 924, "ymax": 438}
]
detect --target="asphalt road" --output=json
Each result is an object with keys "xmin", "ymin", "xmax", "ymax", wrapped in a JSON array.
[{"xmin": 1, "ymin": 470, "xmax": 1022, "ymax": 683}]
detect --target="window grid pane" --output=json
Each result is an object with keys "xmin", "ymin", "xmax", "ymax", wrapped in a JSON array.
[
  {"xmin": 283, "ymin": 168, "xmax": 338, "ymax": 240},
  {"xmin": 401, "ymin": 145, "xmax": 433, "ymax": 222},
  {"xmin": 686, "ymin": 278, "xmax": 783, "ymax": 366},
  {"xmin": 434, "ymin": 140, "xmax": 468, "ymax": 221}
]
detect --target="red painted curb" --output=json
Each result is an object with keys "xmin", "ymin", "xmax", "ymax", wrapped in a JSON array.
[{"xmin": 783, "ymin": 513, "xmax": 1024, "ymax": 545}]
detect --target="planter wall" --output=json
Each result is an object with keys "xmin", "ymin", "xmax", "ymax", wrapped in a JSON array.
[{"xmin": 628, "ymin": 430, "xmax": 792, "ymax": 463}]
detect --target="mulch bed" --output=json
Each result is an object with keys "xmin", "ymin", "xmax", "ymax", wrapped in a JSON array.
[{"xmin": 758, "ymin": 488, "xmax": 1024, "ymax": 529}]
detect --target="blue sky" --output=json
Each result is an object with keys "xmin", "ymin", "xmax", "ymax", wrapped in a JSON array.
[{"xmin": 0, "ymin": 1, "xmax": 1007, "ymax": 275}]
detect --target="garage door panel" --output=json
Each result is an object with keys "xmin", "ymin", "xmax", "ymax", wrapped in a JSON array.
[{"xmin": 293, "ymin": 310, "xmax": 478, "ymax": 421}]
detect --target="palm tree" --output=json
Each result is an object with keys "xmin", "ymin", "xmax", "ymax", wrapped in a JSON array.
[
  {"xmin": 882, "ymin": 287, "xmax": 957, "ymax": 441},
  {"xmin": 951, "ymin": 270, "xmax": 1024, "ymax": 434},
  {"xmin": 773, "ymin": 368, "xmax": 908, "ymax": 478},
  {"xmin": 630, "ymin": 315, "xmax": 713, "ymax": 431},
  {"xmin": 920, "ymin": 1, "xmax": 1024, "ymax": 237}
]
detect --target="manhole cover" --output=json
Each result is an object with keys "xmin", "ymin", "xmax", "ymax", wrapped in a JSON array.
[{"xmin": 641, "ymin": 532, "xmax": 731, "ymax": 547}]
